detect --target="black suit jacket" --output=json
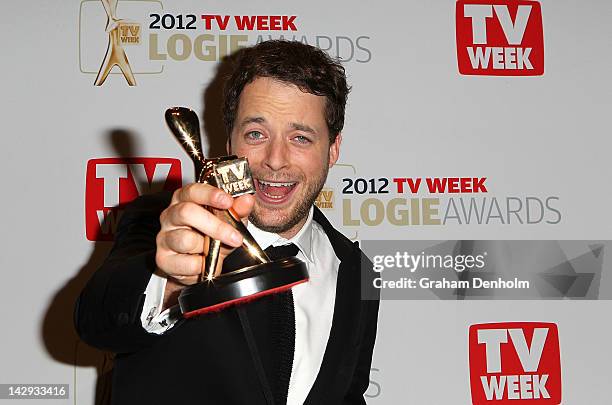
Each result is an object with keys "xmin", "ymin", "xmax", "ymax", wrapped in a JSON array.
[{"xmin": 75, "ymin": 191, "xmax": 380, "ymax": 404}]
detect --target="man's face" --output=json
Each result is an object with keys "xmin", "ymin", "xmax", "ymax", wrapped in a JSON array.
[{"xmin": 229, "ymin": 77, "xmax": 341, "ymax": 238}]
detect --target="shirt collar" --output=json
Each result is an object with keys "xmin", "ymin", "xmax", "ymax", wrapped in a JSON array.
[{"xmin": 246, "ymin": 206, "xmax": 315, "ymax": 264}]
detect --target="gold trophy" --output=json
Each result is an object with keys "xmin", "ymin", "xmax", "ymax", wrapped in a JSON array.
[
  {"xmin": 165, "ymin": 107, "xmax": 309, "ymax": 317},
  {"xmin": 94, "ymin": 0, "xmax": 137, "ymax": 86}
]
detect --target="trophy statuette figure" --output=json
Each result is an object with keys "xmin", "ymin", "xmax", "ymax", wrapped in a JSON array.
[{"xmin": 165, "ymin": 107, "xmax": 309, "ymax": 317}]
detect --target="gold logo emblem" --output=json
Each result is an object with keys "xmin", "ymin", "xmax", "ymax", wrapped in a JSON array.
[
  {"xmin": 94, "ymin": 0, "xmax": 139, "ymax": 86},
  {"xmin": 315, "ymin": 188, "xmax": 334, "ymax": 209}
]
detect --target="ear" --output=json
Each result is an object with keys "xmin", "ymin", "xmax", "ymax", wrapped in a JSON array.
[{"xmin": 328, "ymin": 133, "xmax": 342, "ymax": 168}]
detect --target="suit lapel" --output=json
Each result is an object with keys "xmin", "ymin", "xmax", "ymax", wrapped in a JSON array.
[
  {"xmin": 237, "ymin": 296, "xmax": 276, "ymax": 404},
  {"xmin": 235, "ymin": 207, "xmax": 362, "ymax": 404},
  {"xmin": 304, "ymin": 208, "xmax": 362, "ymax": 404}
]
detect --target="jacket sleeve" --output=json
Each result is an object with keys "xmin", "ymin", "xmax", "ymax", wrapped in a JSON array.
[
  {"xmin": 74, "ymin": 192, "xmax": 171, "ymax": 353},
  {"xmin": 344, "ymin": 250, "xmax": 381, "ymax": 404}
]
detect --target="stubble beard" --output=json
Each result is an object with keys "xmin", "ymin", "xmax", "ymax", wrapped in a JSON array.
[{"xmin": 249, "ymin": 164, "xmax": 329, "ymax": 235}]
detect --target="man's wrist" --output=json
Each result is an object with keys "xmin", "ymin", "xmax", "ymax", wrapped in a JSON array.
[{"xmin": 162, "ymin": 278, "xmax": 185, "ymax": 311}]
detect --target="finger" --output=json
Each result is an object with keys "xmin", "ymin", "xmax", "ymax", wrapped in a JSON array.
[
  {"xmin": 232, "ymin": 194, "xmax": 256, "ymax": 219},
  {"xmin": 172, "ymin": 183, "xmax": 233, "ymax": 209},
  {"xmin": 155, "ymin": 251, "xmax": 203, "ymax": 282},
  {"xmin": 165, "ymin": 202, "xmax": 243, "ymax": 247},
  {"xmin": 164, "ymin": 228, "xmax": 205, "ymax": 254},
  {"xmin": 170, "ymin": 274, "xmax": 200, "ymax": 286}
]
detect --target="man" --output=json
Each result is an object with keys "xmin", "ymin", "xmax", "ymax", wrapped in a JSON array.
[{"xmin": 76, "ymin": 40, "xmax": 379, "ymax": 405}]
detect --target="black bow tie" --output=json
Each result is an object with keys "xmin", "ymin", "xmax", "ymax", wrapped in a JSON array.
[{"xmin": 264, "ymin": 243, "xmax": 300, "ymax": 261}]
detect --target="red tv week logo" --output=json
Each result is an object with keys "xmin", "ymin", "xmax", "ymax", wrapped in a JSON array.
[
  {"xmin": 86, "ymin": 158, "xmax": 182, "ymax": 241},
  {"xmin": 456, "ymin": 1, "xmax": 544, "ymax": 75},
  {"xmin": 469, "ymin": 322, "xmax": 561, "ymax": 404}
]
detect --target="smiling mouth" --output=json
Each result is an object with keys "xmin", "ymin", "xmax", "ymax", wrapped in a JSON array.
[{"xmin": 255, "ymin": 179, "xmax": 298, "ymax": 203}]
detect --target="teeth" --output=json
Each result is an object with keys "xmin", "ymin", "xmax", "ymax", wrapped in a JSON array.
[
  {"xmin": 262, "ymin": 193, "xmax": 284, "ymax": 199},
  {"xmin": 258, "ymin": 180, "xmax": 296, "ymax": 187}
]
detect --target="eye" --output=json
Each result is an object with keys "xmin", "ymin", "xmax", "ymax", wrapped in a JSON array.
[
  {"xmin": 245, "ymin": 131, "xmax": 264, "ymax": 141},
  {"xmin": 293, "ymin": 135, "xmax": 312, "ymax": 144}
]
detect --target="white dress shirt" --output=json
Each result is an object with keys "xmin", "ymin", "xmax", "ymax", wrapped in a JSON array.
[{"xmin": 141, "ymin": 207, "xmax": 340, "ymax": 405}]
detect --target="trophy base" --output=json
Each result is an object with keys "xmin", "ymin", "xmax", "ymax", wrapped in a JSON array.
[{"xmin": 178, "ymin": 257, "xmax": 308, "ymax": 318}]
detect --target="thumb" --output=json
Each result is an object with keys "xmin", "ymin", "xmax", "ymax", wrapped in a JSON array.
[{"xmin": 232, "ymin": 194, "xmax": 255, "ymax": 220}]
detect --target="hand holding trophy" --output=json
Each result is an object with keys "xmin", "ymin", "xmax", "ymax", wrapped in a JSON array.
[{"xmin": 164, "ymin": 107, "xmax": 309, "ymax": 317}]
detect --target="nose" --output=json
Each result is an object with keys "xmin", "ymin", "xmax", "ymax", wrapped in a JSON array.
[{"xmin": 263, "ymin": 136, "xmax": 290, "ymax": 171}]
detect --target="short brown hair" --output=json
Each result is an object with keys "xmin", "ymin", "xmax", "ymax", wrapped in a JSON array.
[{"xmin": 222, "ymin": 40, "xmax": 350, "ymax": 142}]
